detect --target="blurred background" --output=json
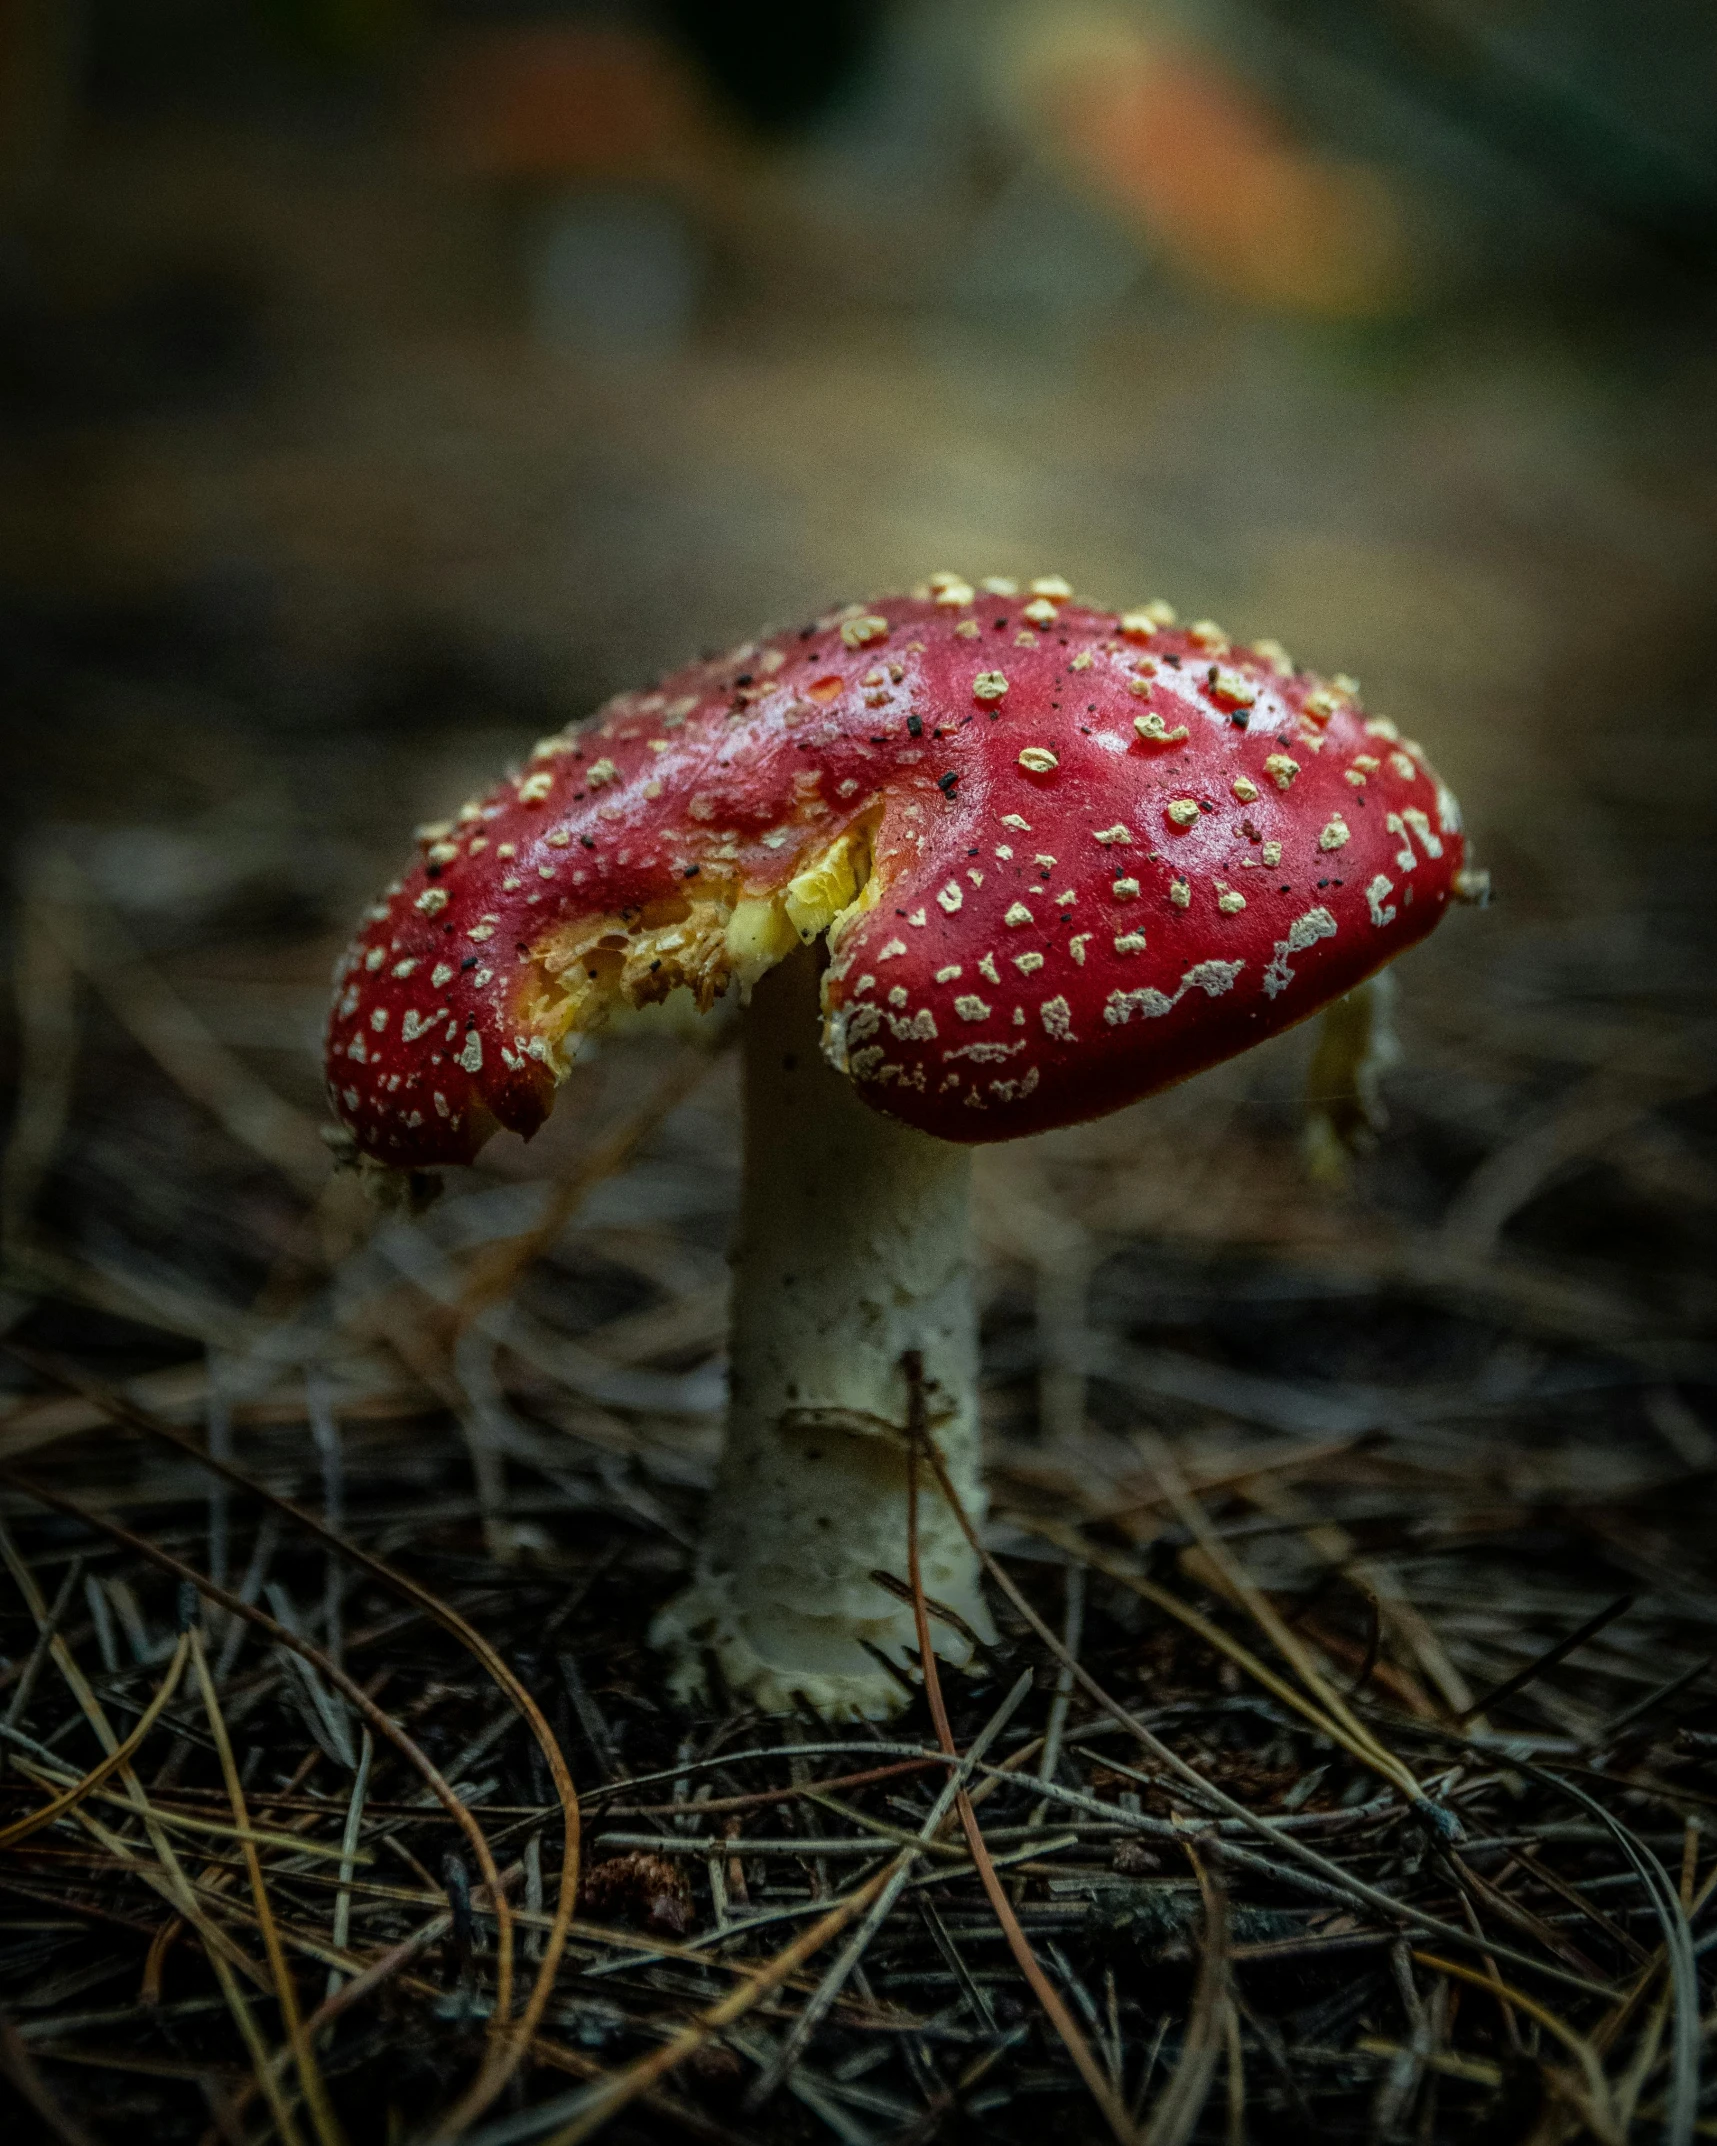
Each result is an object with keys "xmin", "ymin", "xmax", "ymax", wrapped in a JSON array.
[
  {"xmin": 2, "ymin": 5, "xmax": 1717, "ymax": 2136},
  {"xmin": 1, "ymin": 0, "xmax": 1715, "ymax": 1693}
]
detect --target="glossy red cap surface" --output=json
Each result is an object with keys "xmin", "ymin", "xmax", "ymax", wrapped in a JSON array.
[{"xmin": 326, "ymin": 581, "xmax": 1466, "ymax": 1159}]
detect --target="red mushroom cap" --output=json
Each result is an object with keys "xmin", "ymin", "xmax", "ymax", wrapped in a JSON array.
[{"xmin": 326, "ymin": 582, "xmax": 1466, "ymax": 1160}]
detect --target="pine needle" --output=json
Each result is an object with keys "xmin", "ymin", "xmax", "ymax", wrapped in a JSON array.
[{"xmin": 190, "ymin": 1620, "xmax": 348, "ymax": 2146}]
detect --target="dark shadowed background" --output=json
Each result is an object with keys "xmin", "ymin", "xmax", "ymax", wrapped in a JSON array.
[{"xmin": 0, "ymin": 4, "xmax": 1714, "ymax": 2140}]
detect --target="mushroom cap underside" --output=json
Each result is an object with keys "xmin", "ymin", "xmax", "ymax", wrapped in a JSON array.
[{"xmin": 325, "ymin": 583, "xmax": 1465, "ymax": 1160}]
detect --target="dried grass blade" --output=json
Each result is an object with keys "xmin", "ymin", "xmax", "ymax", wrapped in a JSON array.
[
  {"xmin": 0, "ymin": 1471, "xmax": 515, "ymax": 2106},
  {"xmin": 267, "ymin": 1585, "xmax": 357, "ymax": 1770},
  {"xmin": 523, "ymin": 2034, "xmax": 748, "ymax": 2146},
  {"xmin": 1410, "ymin": 1953, "xmax": 1622, "ymax": 2143},
  {"xmin": 914, "ymin": 1440, "xmax": 1617, "ymax": 2001},
  {"xmin": 1, "ymin": 1548, "xmax": 81, "ymax": 1728},
  {"xmin": 155, "ymin": 1869, "xmax": 530, "ymax": 2145},
  {"xmin": 25, "ymin": 1778, "xmax": 368, "ymax": 1862},
  {"xmin": 534, "ymin": 1860, "xmax": 903, "ymax": 2146},
  {"xmin": 304, "ymin": 1862, "xmax": 523, "ymax": 2040},
  {"xmin": 1026, "ymin": 1516, "xmax": 1422, "ymax": 1805},
  {"xmin": 1581, "ymin": 1849, "xmax": 1717, "ymax": 2096},
  {"xmin": 742, "ymin": 1666, "xmax": 1034, "ymax": 2107},
  {"xmin": 189, "ymin": 1623, "xmax": 348, "ymax": 2146},
  {"xmin": 325, "ymin": 1729, "xmax": 372, "ymax": 2003},
  {"xmin": 1614, "ymin": 1988, "xmax": 1671, "ymax": 2137},
  {"xmin": 1029, "ymin": 1565, "xmax": 1083, "ymax": 1827},
  {"xmin": 903, "ymin": 1390, "xmax": 1140, "ymax": 2146},
  {"xmin": 1133, "ymin": 1430, "xmax": 1426, "ymax": 1808},
  {"xmin": 0, "ymin": 1352, "xmax": 582, "ymax": 2137},
  {"xmin": 1456, "ymin": 1595, "xmax": 1636, "ymax": 1723},
  {"xmin": 1088, "ymin": 1432, "xmax": 1371, "ymax": 1530},
  {"xmin": 1, "ymin": 1543, "xmax": 317, "ymax": 2146},
  {"xmin": 1594, "ymin": 1657, "xmax": 1710, "ymax": 1743},
  {"xmin": 0, "ymin": 1521, "xmax": 261, "ymax": 1971},
  {"xmin": 0, "ymin": 1628, "xmax": 188, "ymax": 1849},
  {"xmin": 304, "ymin": 1370, "xmax": 346, "ymax": 1672},
  {"xmin": 1451, "ymin": 1853, "xmax": 1608, "ymax": 1981},
  {"xmin": 455, "ymin": 1042, "xmax": 724, "ymax": 1323},
  {"xmin": 22, "ymin": 1757, "xmax": 267, "ymax": 1997},
  {"xmin": 1535, "ymin": 1769, "xmax": 1700, "ymax": 2146},
  {"xmin": 62, "ymin": 1777, "xmax": 302, "ymax": 2136},
  {"xmin": 1138, "ymin": 1851, "xmax": 1230, "ymax": 2146},
  {"xmin": 603, "ymin": 1756, "xmax": 937, "ymax": 1819}
]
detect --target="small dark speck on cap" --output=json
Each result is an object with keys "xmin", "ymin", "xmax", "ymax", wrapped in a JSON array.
[
  {"xmin": 938, "ymin": 771, "xmax": 958, "ymax": 795},
  {"xmin": 460, "ymin": 956, "xmax": 478, "ymax": 970},
  {"xmin": 1318, "ymin": 879, "xmax": 1330, "ymax": 888},
  {"xmin": 907, "ymin": 714, "xmax": 922, "ymax": 737},
  {"xmin": 581, "ymin": 836, "xmax": 596, "ymax": 849},
  {"xmin": 684, "ymin": 865, "xmax": 699, "ymax": 878}
]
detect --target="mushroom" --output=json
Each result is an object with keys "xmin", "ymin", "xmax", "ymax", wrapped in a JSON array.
[{"xmin": 326, "ymin": 581, "xmax": 1475, "ymax": 1718}]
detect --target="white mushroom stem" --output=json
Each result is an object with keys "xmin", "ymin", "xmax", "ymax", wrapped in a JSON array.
[{"xmin": 651, "ymin": 948, "xmax": 993, "ymax": 1719}]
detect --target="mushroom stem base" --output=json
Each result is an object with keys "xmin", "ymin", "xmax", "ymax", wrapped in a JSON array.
[{"xmin": 650, "ymin": 947, "xmax": 992, "ymax": 1721}]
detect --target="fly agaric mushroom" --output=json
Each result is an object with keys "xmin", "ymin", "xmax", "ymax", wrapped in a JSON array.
[{"xmin": 327, "ymin": 580, "xmax": 1477, "ymax": 1717}]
